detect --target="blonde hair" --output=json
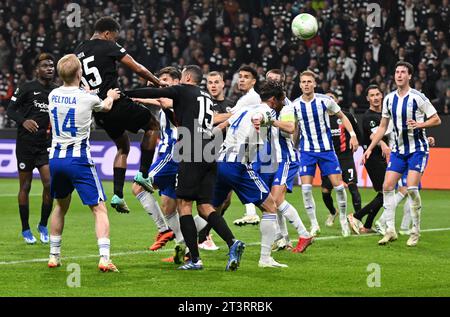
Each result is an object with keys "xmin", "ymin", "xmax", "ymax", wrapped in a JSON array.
[
  {"xmin": 300, "ymin": 70, "xmax": 317, "ymax": 80},
  {"xmin": 57, "ymin": 54, "xmax": 81, "ymax": 84},
  {"xmin": 207, "ymin": 71, "xmax": 224, "ymax": 79}
]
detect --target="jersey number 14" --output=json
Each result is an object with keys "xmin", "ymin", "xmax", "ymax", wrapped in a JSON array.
[{"xmin": 51, "ymin": 108, "xmax": 78, "ymax": 137}]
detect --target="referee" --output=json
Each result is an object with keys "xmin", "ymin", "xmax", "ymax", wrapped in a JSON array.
[
  {"xmin": 348, "ymin": 85, "xmax": 390, "ymax": 233},
  {"xmin": 7, "ymin": 53, "xmax": 57, "ymax": 244}
]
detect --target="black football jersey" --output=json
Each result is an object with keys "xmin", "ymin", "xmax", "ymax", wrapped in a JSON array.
[
  {"xmin": 7, "ymin": 80, "xmax": 57, "ymax": 143},
  {"xmin": 212, "ymin": 98, "xmax": 234, "ymax": 114},
  {"xmin": 362, "ymin": 109, "xmax": 385, "ymax": 159},
  {"xmin": 74, "ymin": 39, "xmax": 127, "ymax": 99},
  {"xmin": 126, "ymin": 84, "xmax": 214, "ymax": 160},
  {"xmin": 329, "ymin": 110, "xmax": 360, "ymax": 157}
]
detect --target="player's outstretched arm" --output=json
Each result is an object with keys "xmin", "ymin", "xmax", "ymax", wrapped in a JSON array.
[
  {"xmin": 336, "ymin": 111, "xmax": 359, "ymax": 151},
  {"xmin": 272, "ymin": 120, "xmax": 295, "ymax": 134},
  {"xmin": 362, "ymin": 117, "xmax": 389, "ymax": 164},
  {"xmin": 213, "ymin": 112, "xmax": 233, "ymax": 125},
  {"xmin": 120, "ymin": 54, "xmax": 167, "ymax": 87},
  {"xmin": 125, "ymin": 86, "xmax": 178, "ymax": 99}
]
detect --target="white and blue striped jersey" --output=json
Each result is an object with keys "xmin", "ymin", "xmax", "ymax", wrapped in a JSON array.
[
  {"xmin": 157, "ymin": 109, "xmax": 177, "ymax": 154},
  {"xmin": 275, "ymin": 98, "xmax": 299, "ymax": 162},
  {"xmin": 293, "ymin": 93, "xmax": 340, "ymax": 152},
  {"xmin": 382, "ymin": 88, "xmax": 437, "ymax": 155},
  {"xmin": 48, "ymin": 86, "xmax": 104, "ymax": 160},
  {"xmin": 218, "ymin": 103, "xmax": 276, "ymax": 163},
  {"xmin": 230, "ymin": 88, "xmax": 261, "ymax": 115}
]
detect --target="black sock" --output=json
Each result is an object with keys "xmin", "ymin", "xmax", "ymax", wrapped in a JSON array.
[
  {"xmin": 113, "ymin": 167, "xmax": 126, "ymax": 198},
  {"xmin": 355, "ymin": 192, "xmax": 381, "ymax": 220},
  {"xmin": 139, "ymin": 148, "xmax": 155, "ymax": 178},
  {"xmin": 198, "ymin": 224, "xmax": 212, "ymax": 244},
  {"xmin": 39, "ymin": 203, "xmax": 53, "ymax": 227},
  {"xmin": 364, "ymin": 193, "xmax": 384, "ymax": 228},
  {"xmin": 322, "ymin": 192, "xmax": 337, "ymax": 215},
  {"xmin": 179, "ymin": 215, "xmax": 200, "ymax": 262},
  {"xmin": 207, "ymin": 211, "xmax": 235, "ymax": 248},
  {"xmin": 19, "ymin": 204, "xmax": 30, "ymax": 232},
  {"xmin": 348, "ymin": 183, "xmax": 362, "ymax": 212}
]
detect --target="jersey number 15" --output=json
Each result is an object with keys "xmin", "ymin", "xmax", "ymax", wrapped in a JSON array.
[{"xmin": 81, "ymin": 56, "xmax": 102, "ymax": 88}]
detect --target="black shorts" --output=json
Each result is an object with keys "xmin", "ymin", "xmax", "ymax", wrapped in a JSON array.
[
  {"xmin": 94, "ymin": 96, "xmax": 157, "ymax": 140},
  {"xmin": 175, "ymin": 161, "xmax": 216, "ymax": 205},
  {"xmin": 16, "ymin": 140, "xmax": 49, "ymax": 172},
  {"xmin": 321, "ymin": 155, "xmax": 357, "ymax": 190},
  {"xmin": 365, "ymin": 156, "xmax": 387, "ymax": 192}
]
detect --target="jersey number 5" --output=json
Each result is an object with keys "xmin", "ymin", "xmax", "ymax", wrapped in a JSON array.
[
  {"xmin": 51, "ymin": 108, "xmax": 78, "ymax": 137},
  {"xmin": 197, "ymin": 96, "xmax": 214, "ymax": 130},
  {"xmin": 81, "ymin": 56, "xmax": 102, "ymax": 88}
]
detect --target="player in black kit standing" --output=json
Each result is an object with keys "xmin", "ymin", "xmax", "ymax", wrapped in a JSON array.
[
  {"xmin": 348, "ymin": 85, "xmax": 390, "ymax": 234},
  {"xmin": 126, "ymin": 65, "xmax": 245, "ymax": 271},
  {"xmin": 74, "ymin": 17, "xmax": 164, "ymax": 213},
  {"xmin": 320, "ymin": 93, "xmax": 362, "ymax": 230},
  {"xmin": 7, "ymin": 53, "xmax": 57, "ymax": 244}
]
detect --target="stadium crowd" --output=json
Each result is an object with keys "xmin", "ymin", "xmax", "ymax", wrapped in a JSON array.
[{"xmin": 0, "ymin": 0, "xmax": 449, "ymax": 128}]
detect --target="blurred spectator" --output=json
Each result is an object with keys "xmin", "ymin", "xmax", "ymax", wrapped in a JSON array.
[{"xmin": 0, "ymin": 0, "xmax": 447, "ymax": 126}]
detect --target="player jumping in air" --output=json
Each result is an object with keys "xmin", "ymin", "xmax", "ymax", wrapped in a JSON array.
[{"xmin": 74, "ymin": 17, "xmax": 164, "ymax": 213}]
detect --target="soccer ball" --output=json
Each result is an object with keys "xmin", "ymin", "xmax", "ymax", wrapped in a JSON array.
[{"xmin": 291, "ymin": 13, "xmax": 318, "ymax": 40}]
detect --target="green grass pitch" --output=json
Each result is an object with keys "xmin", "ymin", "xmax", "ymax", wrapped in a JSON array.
[{"xmin": 0, "ymin": 178, "xmax": 449, "ymax": 297}]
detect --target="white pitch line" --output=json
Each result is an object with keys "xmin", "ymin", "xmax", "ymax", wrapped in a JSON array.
[{"xmin": 1, "ymin": 227, "xmax": 450, "ymax": 266}]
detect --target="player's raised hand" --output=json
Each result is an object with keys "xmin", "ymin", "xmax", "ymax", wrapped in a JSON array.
[
  {"xmin": 81, "ymin": 83, "xmax": 91, "ymax": 93},
  {"xmin": 157, "ymin": 97, "xmax": 172, "ymax": 109},
  {"xmin": 131, "ymin": 97, "xmax": 147, "ymax": 104},
  {"xmin": 107, "ymin": 88, "xmax": 121, "ymax": 100},
  {"xmin": 251, "ymin": 113, "xmax": 264, "ymax": 132},
  {"xmin": 22, "ymin": 119, "xmax": 39, "ymax": 133}
]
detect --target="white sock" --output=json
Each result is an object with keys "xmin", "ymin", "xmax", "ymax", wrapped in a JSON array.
[
  {"xmin": 165, "ymin": 211, "xmax": 184, "ymax": 243},
  {"xmin": 383, "ymin": 190, "xmax": 397, "ymax": 231},
  {"xmin": 407, "ymin": 187, "xmax": 422, "ymax": 234},
  {"xmin": 98, "ymin": 237, "xmax": 110, "ymax": 260},
  {"xmin": 394, "ymin": 191, "xmax": 406, "ymax": 205},
  {"xmin": 50, "ymin": 235, "xmax": 62, "ymax": 255},
  {"xmin": 334, "ymin": 184, "xmax": 348, "ymax": 228},
  {"xmin": 400, "ymin": 199, "xmax": 412, "ymax": 230},
  {"xmin": 194, "ymin": 215, "xmax": 208, "ymax": 232},
  {"xmin": 278, "ymin": 200, "xmax": 310, "ymax": 238},
  {"xmin": 301, "ymin": 184, "xmax": 318, "ymax": 227},
  {"xmin": 136, "ymin": 191, "xmax": 169, "ymax": 232},
  {"xmin": 279, "ymin": 211, "xmax": 289, "ymax": 240},
  {"xmin": 245, "ymin": 203, "xmax": 257, "ymax": 216},
  {"xmin": 274, "ymin": 214, "xmax": 283, "ymax": 241},
  {"xmin": 260, "ymin": 213, "xmax": 277, "ymax": 261}
]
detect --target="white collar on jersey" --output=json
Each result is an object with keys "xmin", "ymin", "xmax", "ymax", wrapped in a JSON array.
[
  {"xmin": 299, "ymin": 93, "xmax": 316, "ymax": 103},
  {"xmin": 395, "ymin": 87, "xmax": 412, "ymax": 98}
]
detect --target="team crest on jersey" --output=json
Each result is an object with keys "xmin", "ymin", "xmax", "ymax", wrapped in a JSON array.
[
  {"xmin": 337, "ymin": 118, "xmax": 342, "ymax": 125},
  {"xmin": 370, "ymin": 121, "xmax": 376, "ymax": 128},
  {"xmin": 19, "ymin": 162, "xmax": 26, "ymax": 170}
]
